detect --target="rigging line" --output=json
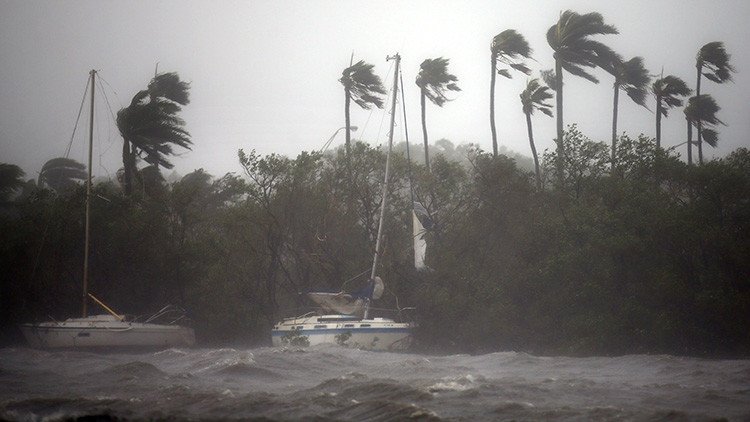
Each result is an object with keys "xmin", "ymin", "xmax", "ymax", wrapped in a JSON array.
[
  {"xmin": 96, "ymin": 78, "xmax": 119, "ymax": 128},
  {"xmin": 96, "ymin": 73, "xmax": 123, "ymax": 109},
  {"xmin": 373, "ymin": 60, "xmax": 396, "ymax": 147},
  {"xmin": 65, "ymin": 75, "xmax": 92, "ymax": 158},
  {"xmin": 95, "ymin": 78, "xmax": 117, "ymax": 177},
  {"xmin": 362, "ymin": 59, "xmax": 395, "ymax": 145}
]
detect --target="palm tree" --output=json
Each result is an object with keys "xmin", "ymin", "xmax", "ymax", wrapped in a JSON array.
[
  {"xmin": 38, "ymin": 157, "xmax": 87, "ymax": 192},
  {"xmin": 339, "ymin": 60, "xmax": 386, "ymax": 156},
  {"xmin": 117, "ymin": 72, "xmax": 191, "ymax": 196},
  {"xmin": 602, "ymin": 56, "xmax": 650, "ymax": 167},
  {"xmin": 695, "ymin": 42, "xmax": 735, "ymax": 164},
  {"xmin": 0, "ymin": 163, "xmax": 25, "ymax": 202},
  {"xmin": 547, "ymin": 10, "xmax": 618, "ymax": 178},
  {"xmin": 652, "ymin": 75, "xmax": 691, "ymax": 149},
  {"xmin": 416, "ymin": 57, "xmax": 461, "ymax": 172},
  {"xmin": 519, "ymin": 78, "xmax": 553, "ymax": 188},
  {"xmin": 490, "ymin": 29, "xmax": 532, "ymax": 157},
  {"xmin": 684, "ymin": 94, "xmax": 723, "ymax": 165}
]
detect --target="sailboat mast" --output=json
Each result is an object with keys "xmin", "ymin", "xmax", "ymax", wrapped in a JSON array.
[
  {"xmin": 82, "ymin": 69, "xmax": 95, "ymax": 318},
  {"xmin": 369, "ymin": 53, "xmax": 400, "ymax": 286}
]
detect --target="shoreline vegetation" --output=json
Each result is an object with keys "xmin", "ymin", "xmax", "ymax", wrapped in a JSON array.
[
  {"xmin": 2, "ymin": 136, "xmax": 749, "ymax": 358},
  {"xmin": 2, "ymin": 10, "xmax": 747, "ymax": 357}
]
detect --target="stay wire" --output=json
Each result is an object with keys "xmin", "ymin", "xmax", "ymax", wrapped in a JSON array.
[{"xmin": 65, "ymin": 75, "xmax": 91, "ymax": 158}]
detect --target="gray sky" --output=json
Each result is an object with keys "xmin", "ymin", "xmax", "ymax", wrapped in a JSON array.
[{"xmin": 1, "ymin": 0, "xmax": 749, "ymax": 180}]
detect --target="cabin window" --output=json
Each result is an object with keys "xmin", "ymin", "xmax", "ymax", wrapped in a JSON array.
[
  {"xmin": 344, "ymin": 324, "xmax": 354, "ymax": 328},
  {"xmin": 314, "ymin": 325, "xmax": 327, "ymax": 329},
  {"xmin": 295, "ymin": 326, "xmax": 303, "ymax": 330},
  {"xmin": 360, "ymin": 324, "xmax": 371, "ymax": 327}
]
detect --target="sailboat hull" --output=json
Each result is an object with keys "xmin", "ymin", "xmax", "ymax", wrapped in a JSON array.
[
  {"xmin": 272, "ymin": 314, "xmax": 413, "ymax": 351},
  {"xmin": 20, "ymin": 315, "xmax": 195, "ymax": 349}
]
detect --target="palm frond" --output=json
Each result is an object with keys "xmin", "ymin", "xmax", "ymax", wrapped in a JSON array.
[
  {"xmin": 520, "ymin": 78, "xmax": 554, "ymax": 116},
  {"xmin": 417, "ymin": 57, "xmax": 461, "ymax": 107},
  {"xmin": 340, "ymin": 60, "xmax": 386, "ymax": 110},
  {"xmin": 0, "ymin": 163, "xmax": 25, "ymax": 200},
  {"xmin": 697, "ymin": 41, "xmax": 735, "ymax": 83}
]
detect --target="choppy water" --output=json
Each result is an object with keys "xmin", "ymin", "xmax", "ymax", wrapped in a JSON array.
[{"xmin": 0, "ymin": 346, "xmax": 748, "ymax": 421}]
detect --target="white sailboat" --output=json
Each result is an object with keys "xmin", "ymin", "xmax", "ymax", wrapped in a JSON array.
[
  {"xmin": 20, "ymin": 70, "xmax": 195, "ymax": 349},
  {"xmin": 272, "ymin": 54, "xmax": 414, "ymax": 351}
]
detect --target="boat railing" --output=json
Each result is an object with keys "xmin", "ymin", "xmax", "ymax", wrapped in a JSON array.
[
  {"xmin": 281, "ymin": 306, "xmax": 416, "ymax": 323},
  {"xmin": 133, "ymin": 305, "xmax": 191, "ymax": 325}
]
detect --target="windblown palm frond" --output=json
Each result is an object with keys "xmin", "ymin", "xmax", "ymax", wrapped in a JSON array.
[
  {"xmin": 605, "ymin": 56, "xmax": 650, "ymax": 107},
  {"xmin": 520, "ymin": 78, "xmax": 554, "ymax": 117},
  {"xmin": 652, "ymin": 75, "xmax": 691, "ymax": 117},
  {"xmin": 547, "ymin": 11, "xmax": 619, "ymax": 83},
  {"xmin": 148, "ymin": 72, "xmax": 191, "ymax": 105},
  {"xmin": 697, "ymin": 42, "xmax": 735, "ymax": 83},
  {"xmin": 340, "ymin": 61, "xmax": 386, "ymax": 110},
  {"xmin": 492, "ymin": 29, "xmax": 533, "ymax": 77},
  {"xmin": 38, "ymin": 157, "xmax": 87, "ymax": 192},
  {"xmin": 117, "ymin": 72, "xmax": 192, "ymax": 195},
  {"xmin": 685, "ymin": 94, "xmax": 724, "ymax": 127},
  {"xmin": 416, "ymin": 58, "xmax": 461, "ymax": 107},
  {"xmin": 0, "ymin": 163, "xmax": 25, "ymax": 201}
]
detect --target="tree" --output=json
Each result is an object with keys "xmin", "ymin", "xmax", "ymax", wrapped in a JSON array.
[
  {"xmin": 0, "ymin": 163, "xmax": 25, "ymax": 202},
  {"xmin": 547, "ymin": 10, "xmax": 618, "ymax": 179},
  {"xmin": 116, "ymin": 72, "xmax": 192, "ymax": 196},
  {"xmin": 519, "ymin": 78, "xmax": 553, "ymax": 188},
  {"xmin": 339, "ymin": 60, "xmax": 386, "ymax": 156},
  {"xmin": 37, "ymin": 157, "xmax": 87, "ymax": 193},
  {"xmin": 490, "ymin": 29, "xmax": 532, "ymax": 157},
  {"xmin": 602, "ymin": 56, "xmax": 650, "ymax": 168},
  {"xmin": 652, "ymin": 75, "xmax": 691, "ymax": 149},
  {"xmin": 684, "ymin": 94, "xmax": 723, "ymax": 166},
  {"xmin": 695, "ymin": 42, "xmax": 735, "ymax": 164},
  {"xmin": 416, "ymin": 57, "xmax": 461, "ymax": 172}
]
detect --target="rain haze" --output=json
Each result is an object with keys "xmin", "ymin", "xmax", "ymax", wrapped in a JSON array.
[
  {"xmin": 1, "ymin": 0, "xmax": 749, "ymax": 178},
  {"xmin": 3, "ymin": 2, "xmax": 750, "ymax": 421}
]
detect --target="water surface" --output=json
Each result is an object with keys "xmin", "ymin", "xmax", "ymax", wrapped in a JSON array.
[{"xmin": 1, "ymin": 346, "xmax": 748, "ymax": 421}]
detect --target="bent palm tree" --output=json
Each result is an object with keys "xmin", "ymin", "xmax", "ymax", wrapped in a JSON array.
[
  {"xmin": 339, "ymin": 60, "xmax": 386, "ymax": 156},
  {"xmin": 602, "ymin": 56, "xmax": 650, "ymax": 167},
  {"xmin": 490, "ymin": 29, "xmax": 532, "ymax": 157},
  {"xmin": 117, "ymin": 72, "xmax": 191, "ymax": 196},
  {"xmin": 652, "ymin": 75, "xmax": 691, "ymax": 149},
  {"xmin": 38, "ymin": 157, "xmax": 87, "ymax": 192},
  {"xmin": 416, "ymin": 57, "xmax": 461, "ymax": 172},
  {"xmin": 695, "ymin": 42, "xmax": 735, "ymax": 164},
  {"xmin": 684, "ymin": 94, "xmax": 723, "ymax": 166},
  {"xmin": 547, "ymin": 10, "xmax": 618, "ymax": 178},
  {"xmin": 520, "ymin": 78, "xmax": 553, "ymax": 188}
]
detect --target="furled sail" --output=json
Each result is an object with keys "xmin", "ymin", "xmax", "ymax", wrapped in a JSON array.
[{"xmin": 412, "ymin": 201, "xmax": 431, "ymax": 270}]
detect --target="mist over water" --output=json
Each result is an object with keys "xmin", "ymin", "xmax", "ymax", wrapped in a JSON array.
[{"xmin": 1, "ymin": 346, "xmax": 748, "ymax": 421}]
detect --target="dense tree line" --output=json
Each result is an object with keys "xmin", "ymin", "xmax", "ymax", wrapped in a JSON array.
[{"xmin": 2, "ymin": 132, "xmax": 749, "ymax": 356}]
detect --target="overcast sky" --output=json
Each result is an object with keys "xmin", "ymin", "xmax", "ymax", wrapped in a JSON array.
[{"xmin": 1, "ymin": 0, "xmax": 749, "ymax": 180}]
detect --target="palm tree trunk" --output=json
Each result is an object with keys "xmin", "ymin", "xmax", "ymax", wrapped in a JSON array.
[
  {"xmin": 696, "ymin": 66, "xmax": 703, "ymax": 165},
  {"xmin": 489, "ymin": 54, "xmax": 498, "ymax": 157},
  {"xmin": 526, "ymin": 112, "xmax": 540, "ymax": 189},
  {"xmin": 686, "ymin": 119, "xmax": 693, "ymax": 166},
  {"xmin": 655, "ymin": 97, "xmax": 662, "ymax": 149},
  {"xmin": 555, "ymin": 59, "xmax": 564, "ymax": 182},
  {"xmin": 344, "ymin": 86, "xmax": 352, "ymax": 157},
  {"xmin": 611, "ymin": 83, "xmax": 619, "ymax": 170},
  {"xmin": 421, "ymin": 89, "xmax": 430, "ymax": 173}
]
